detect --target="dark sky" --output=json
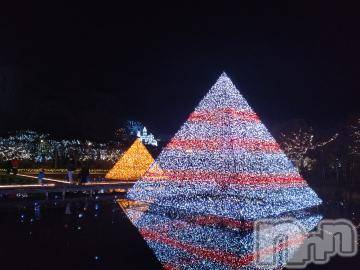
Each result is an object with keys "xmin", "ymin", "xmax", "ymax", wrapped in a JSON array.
[{"xmin": 0, "ymin": 2, "xmax": 359, "ymax": 140}]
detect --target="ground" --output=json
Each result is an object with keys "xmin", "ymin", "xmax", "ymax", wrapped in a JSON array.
[{"xmin": 0, "ymin": 173, "xmax": 37, "ymax": 185}]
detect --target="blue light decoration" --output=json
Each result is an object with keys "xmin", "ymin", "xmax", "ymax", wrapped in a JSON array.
[
  {"xmin": 126, "ymin": 120, "xmax": 145, "ymax": 136},
  {"xmin": 137, "ymin": 127, "xmax": 158, "ymax": 146},
  {"xmin": 123, "ymin": 73, "xmax": 322, "ymax": 269}
]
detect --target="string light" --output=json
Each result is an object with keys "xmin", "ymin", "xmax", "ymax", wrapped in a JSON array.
[
  {"xmin": 349, "ymin": 118, "xmax": 360, "ymax": 154},
  {"xmin": 0, "ymin": 168, "xmax": 108, "ymax": 174},
  {"xmin": 0, "ymin": 130, "xmax": 124, "ymax": 162},
  {"xmin": 106, "ymin": 139, "xmax": 154, "ymax": 181},
  {"xmin": 279, "ymin": 129, "xmax": 338, "ymax": 170},
  {"xmin": 124, "ymin": 72, "xmax": 322, "ymax": 269}
]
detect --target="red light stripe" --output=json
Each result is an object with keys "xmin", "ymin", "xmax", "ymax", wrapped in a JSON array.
[
  {"xmin": 163, "ymin": 264, "xmax": 179, "ymax": 270},
  {"xmin": 188, "ymin": 108, "xmax": 260, "ymax": 123},
  {"xmin": 141, "ymin": 228, "xmax": 252, "ymax": 267},
  {"xmin": 145, "ymin": 215, "xmax": 252, "ymax": 235},
  {"xmin": 166, "ymin": 138, "xmax": 281, "ymax": 152},
  {"xmin": 146, "ymin": 170, "xmax": 305, "ymax": 186},
  {"xmin": 140, "ymin": 228, "xmax": 305, "ymax": 268},
  {"xmin": 186, "ymin": 215, "xmax": 253, "ymax": 231}
]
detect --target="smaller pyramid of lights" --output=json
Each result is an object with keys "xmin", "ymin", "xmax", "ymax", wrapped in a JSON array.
[{"xmin": 106, "ymin": 138, "xmax": 154, "ymax": 181}]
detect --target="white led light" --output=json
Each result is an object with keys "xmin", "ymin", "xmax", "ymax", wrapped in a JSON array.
[{"xmin": 124, "ymin": 73, "xmax": 322, "ymax": 269}]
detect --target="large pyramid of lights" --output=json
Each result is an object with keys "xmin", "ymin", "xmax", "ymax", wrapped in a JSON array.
[
  {"xmin": 128, "ymin": 72, "xmax": 321, "ymax": 217},
  {"xmin": 106, "ymin": 138, "xmax": 154, "ymax": 181},
  {"xmin": 125, "ymin": 73, "xmax": 322, "ymax": 269}
]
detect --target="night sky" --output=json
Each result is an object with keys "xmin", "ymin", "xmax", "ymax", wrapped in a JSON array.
[{"xmin": 0, "ymin": 2, "xmax": 359, "ymax": 140}]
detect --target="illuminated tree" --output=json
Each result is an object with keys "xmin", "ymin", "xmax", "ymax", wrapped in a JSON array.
[
  {"xmin": 126, "ymin": 73, "xmax": 322, "ymax": 269},
  {"xmin": 349, "ymin": 117, "xmax": 360, "ymax": 155},
  {"xmin": 279, "ymin": 126, "xmax": 338, "ymax": 171},
  {"xmin": 0, "ymin": 130, "xmax": 51, "ymax": 161},
  {"xmin": 114, "ymin": 127, "xmax": 129, "ymax": 142},
  {"xmin": 106, "ymin": 138, "xmax": 154, "ymax": 180},
  {"xmin": 0, "ymin": 131, "xmax": 125, "ymax": 165}
]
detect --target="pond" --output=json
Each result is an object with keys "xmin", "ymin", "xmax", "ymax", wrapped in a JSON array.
[
  {"xmin": 0, "ymin": 194, "xmax": 162, "ymax": 270},
  {"xmin": 0, "ymin": 190, "xmax": 359, "ymax": 270}
]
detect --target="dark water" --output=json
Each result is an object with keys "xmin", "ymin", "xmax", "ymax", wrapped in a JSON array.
[
  {"xmin": 0, "ymin": 190, "xmax": 359, "ymax": 270},
  {"xmin": 0, "ymin": 194, "xmax": 162, "ymax": 270},
  {"xmin": 304, "ymin": 198, "xmax": 360, "ymax": 270}
]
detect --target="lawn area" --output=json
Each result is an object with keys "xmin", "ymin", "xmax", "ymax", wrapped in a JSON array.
[{"xmin": 0, "ymin": 173, "xmax": 38, "ymax": 185}]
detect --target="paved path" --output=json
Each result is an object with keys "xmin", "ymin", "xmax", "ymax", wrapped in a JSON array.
[
  {"xmin": 17, "ymin": 173, "xmax": 71, "ymax": 184},
  {"xmin": 0, "ymin": 174, "xmax": 135, "ymax": 195}
]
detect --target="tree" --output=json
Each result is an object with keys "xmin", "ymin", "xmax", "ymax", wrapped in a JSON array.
[
  {"xmin": 278, "ymin": 121, "xmax": 338, "ymax": 172},
  {"xmin": 126, "ymin": 120, "xmax": 144, "ymax": 136},
  {"xmin": 348, "ymin": 117, "xmax": 360, "ymax": 155},
  {"xmin": 114, "ymin": 127, "xmax": 129, "ymax": 142},
  {"xmin": 344, "ymin": 116, "xmax": 360, "ymax": 183}
]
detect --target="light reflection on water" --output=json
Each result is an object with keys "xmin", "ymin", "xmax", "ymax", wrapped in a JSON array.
[
  {"xmin": 118, "ymin": 198, "xmax": 323, "ymax": 270},
  {"xmin": 118, "ymin": 185, "xmax": 360, "ymax": 270},
  {"xmin": 0, "ymin": 192, "xmax": 358, "ymax": 270},
  {"xmin": 0, "ymin": 194, "xmax": 162, "ymax": 270}
]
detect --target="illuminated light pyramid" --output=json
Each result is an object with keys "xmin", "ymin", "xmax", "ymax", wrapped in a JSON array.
[
  {"xmin": 128, "ymin": 72, "xmax": 321, "ymax": 217},
  {"xmin": 106, "ymin": 138, "xmax": 154, "ymax": 181},
  {"xmin": 125, "ymin": 73, "xmax": 322, "ymax": 269}
]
